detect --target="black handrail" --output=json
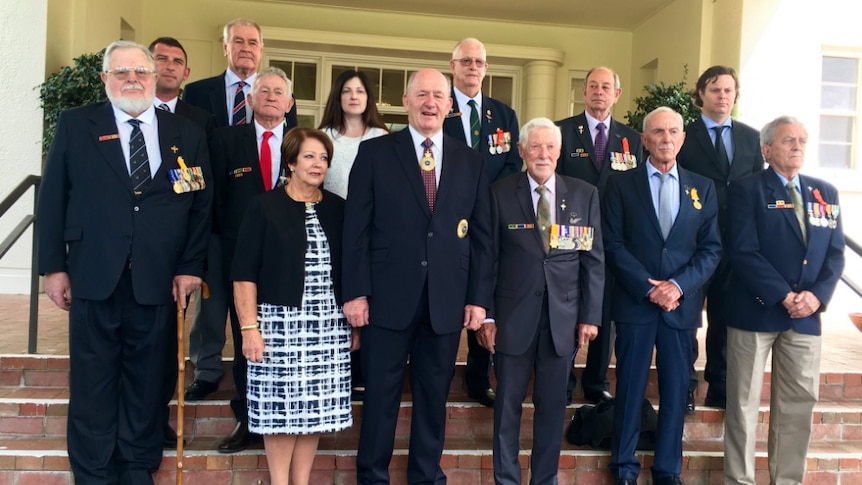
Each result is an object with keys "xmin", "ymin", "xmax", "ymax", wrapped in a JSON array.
[
  {"xmin": 0, "ymin": 175, "xmax": 41, "ymax": 353},
  {"xmin": 842, "ymin": 235, "xmax": 862, "ymax": 299}
]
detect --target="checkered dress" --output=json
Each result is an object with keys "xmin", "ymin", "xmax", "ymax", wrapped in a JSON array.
[{"xmin": 247, "ymin": 203, "xmax": 352, "ymax": 435}]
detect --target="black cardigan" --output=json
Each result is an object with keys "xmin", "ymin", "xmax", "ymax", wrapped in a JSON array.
[{"xmin": 231, "ymin": 189, "xmax": 345, "ymax": 307}]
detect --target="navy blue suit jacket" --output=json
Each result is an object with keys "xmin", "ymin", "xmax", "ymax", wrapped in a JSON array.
[
  {"xmin": 37, "ymin": 102, "xmax": 212, "ymax": 305},
  {"xmin": 556, "ymin": 113, "xmax": 644, "ymax": 194},
  {"xmin": 183, "ymin": 71, "xmax": 298, "ymax": 128},
  {"xmin": 174, "ymin": 99, "xmax": 215, "ymax": 138},
  {"xmin": 443, "ymin": 93, "xmax": 522, "ymax": 182},
  {"xmin": 602, "ymin": 163, "xmax": 721, "ymax": 328},
  {"xmin": 726, "ymin": 167, "xmax": 845, "ymax": 335},
  {"xmin": 342, "ymin": 129, "xmax": 494, "ymax": 334}
]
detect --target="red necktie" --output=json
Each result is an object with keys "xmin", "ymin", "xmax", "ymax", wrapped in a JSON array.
[
  {"xmin": 421, "ymin": 138, "xmax": 437, "ymax": 212},
  {"xmin": 260, "ymin": 131, "xmax": 273, "ymax": 191}
]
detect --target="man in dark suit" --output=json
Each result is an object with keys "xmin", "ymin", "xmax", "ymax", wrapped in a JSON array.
[
  {"xmin": 477, "ymin": 117, "xmax": 604, "ymax": 484},
  {"xmin": 442, "ymin": 37, "xmax": 522, "ymax": 407},
  {"xmin": 677, "ymin": 65, "xmax": 763, "ymax": 412},
  {"xmin": 723, "ymin": 117, "xmax": 844, "ymax": 485},
  {"xmin": 555, "ymin": 66, "xmax": 644, "ymax": 404},
  {"xmin": 603, "ymin": 107, "xmax": 721, "ymax": 485},
  {"xmin": 180, "ymin": 18, "xmax": 298, "ymax": 405},
  {"xmin": 209, "ymin": 67, "xmax": 296, "ymax": 453},
  {"xmin": 37, "ymin": 41, "xmax": 211, "ymax": 485},
  {"xmin": 343, "ymin": 69, "xmax": 494, "ymax": 484}
]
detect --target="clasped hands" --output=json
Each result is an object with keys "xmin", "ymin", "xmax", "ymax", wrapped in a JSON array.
[
  {"xmin": 647, "ymin": 278, "xmax": 681, "ymax": 312},
  {"xmin": 782, "ymin": 290, "xmax": 820, "ymax": 319}
]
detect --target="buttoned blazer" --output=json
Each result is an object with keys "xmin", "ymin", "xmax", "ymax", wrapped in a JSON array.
[
  {"xmin": 726, "ymin": 167, "xmax": 845, "ymax": 335},
  {"xmin": 182, "ymin": 71, "xmax": 298, "ymax": 128},
  {"xmin": 556, "ymin": 112, "xmax": 644, "ymax": 194},
  {"xmin": 490, "ymin": 172, "xmax": 604, "ymax": 356},
  {"xmin": 210, "ymin": 123, "xmax": 291, "ymax": 240},
  {"xmin": 37, "ymin": 102, "xmax": 212, "ymax": 305},
  {"xmin": 443, "ymin": 93, "xmax": 522, "ymax": 182},
  {"xmin": 342, "ymin": 129, "xmax": 494, "ymax": 333},
  {"xmin": 677, "ymin": 117, "xmax": 763, "ymax": 235},
  {"xmin": 602, "ymin": 164, "xmax": 721, "ymax": 328}
]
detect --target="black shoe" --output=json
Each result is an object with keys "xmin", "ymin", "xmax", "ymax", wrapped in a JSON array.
[
  {"xmin": 184, "ymin": 379, "xmax": 218, "ymax": 401},
  {"xmin": 615, "ymin": 479, "xmax": 638, "ymax": 485},
  {"xmin": 217, "ymin": 421, "xmax": 262, "ymax": 453},
  {"xmin": 468, "ymin": 388, "xmax": 496, "ymax": 407},
  {"xmin": 704, "ymin": 393, "xmax": 726, "ymax": 409},
  {"xmin": 163, "ymin": 423, "xmax": 178, "ymax": 449},
  {"xmin": 653, "ymin": 475, "xmax": 684, "ymax": 485},
  {"xmin": 583, "ymin": 390, "xmax": 613, "ymax": 404},
  {"xmin": 351, "ymin": 386, "xmax": 365, "ymax": 402},
  {"xmin": 686, "ymin": 389, "xmax": 696, "ymax": 415}
]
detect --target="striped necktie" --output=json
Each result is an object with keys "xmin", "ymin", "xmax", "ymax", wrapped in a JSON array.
[
  {"xmin": 536, "ymin": 185, "xmax": 551, "ymax": 253},
  {"xmin": 128, "ymin": 119, "xmax": 151, "ymax": 194},
  {"xmin": 468, "ymin": 99, "xmax": 481, "ymax": 150},
  {"xmin": 232, "ymin": 81, "xmax": 247, "ymax": 126},
  {"xmin": 786, "ymin": 182, "xmax": 807, "ymax": 244}
]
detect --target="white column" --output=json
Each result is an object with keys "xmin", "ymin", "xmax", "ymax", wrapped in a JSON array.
[{"xmin": 522, "ymin": 60, "xmax": 558, "ymax": 121}]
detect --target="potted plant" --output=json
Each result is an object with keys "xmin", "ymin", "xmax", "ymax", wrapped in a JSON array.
[{"xmin": 625, "ymin": 65, "xmax": 699, "ymax": 132}]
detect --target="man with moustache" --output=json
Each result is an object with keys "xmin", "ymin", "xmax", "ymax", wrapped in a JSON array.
[
  {"xmin": 603, "ymin": 107, "xmax": 720, "ymax": 485},
  {"xmin": 443, "ymin": 36, "xmax": 522, "ymax": 407},
  {"xmin": 556, "ymin": 66, "xmax": 644, "ymax": 404},
  {"xmin": 343, "ymin": 68, "xmax": 494, "ymax": 484},
  {"xmin": 37, "ymin": 40, "xmax": 211, "ymax": 484}
]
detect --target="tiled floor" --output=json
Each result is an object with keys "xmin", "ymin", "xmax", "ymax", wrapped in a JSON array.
[{"xmin": 2, "ymin": 288, "xmax": 861, "ymax": 372}]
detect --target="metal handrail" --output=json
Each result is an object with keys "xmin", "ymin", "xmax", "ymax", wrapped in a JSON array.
[
  {"xmin": 0, "ymin": 175, "xmax": 41, "ymax": 353},
  {"xmin": 842, "ymin": 235, "xmax": 861, "ymax": 299}
]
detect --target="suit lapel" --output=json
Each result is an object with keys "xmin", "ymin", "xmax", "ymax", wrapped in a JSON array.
[
  {"xmin": 516, "ymin": 173, "xmax": 545, "ymax": 250},
  {"xmin": 395, "ymin": 130, "xmax": 432, "ymax": 217},
  {"xmin": 241, "ymin": 125, "xmax": 266, "ymax": 191},
  {"xmin": 573, "ymin": 113, "xmax": 597, "ymax": 169},
  {"xmin": 694, "ymin": 119, "xmax": 730, "ymax": 176},
  {"xmin": 155, "ymin": 110, "xmax": 181, "ymax": 189},
  {"xmin": 212, "ymin": 73, "xmax": 229, "ymax": 127},
  {"xmin": 90, "ymin": 103, "xmax": 134, "ymax": 192},
  {"xmin": 636, "ymin": 166, "xmax": 664, "ymax": 239},
  {"xmin": 728, "ymin": 121, "xmax": 757, "ymax": 179},
  {"xmin": 445, "ymin": 95, "xmax": 468, "ymax": 144},
  {"xmin": 765, "ymin": 168, "xmax": 805, "ymax": 244}
]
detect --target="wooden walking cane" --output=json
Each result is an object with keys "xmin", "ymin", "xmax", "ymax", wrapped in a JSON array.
[{"xmin": 176, "ymin": 282, "xmax": 209, "ymax": 485}]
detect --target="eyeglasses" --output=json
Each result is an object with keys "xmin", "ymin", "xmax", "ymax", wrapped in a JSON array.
[
  {"xmin": 104, "ymin": 67, "xmax": 155, "ymax": 80},
  {"xmin": 453, "ymin": 58, "xmax": 487, "ymax": 68}
]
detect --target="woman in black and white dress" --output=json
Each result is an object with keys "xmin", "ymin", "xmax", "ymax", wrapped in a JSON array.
[{"xmin": 232, "ymin": 127, "xmax": 356, "ymax": 485}]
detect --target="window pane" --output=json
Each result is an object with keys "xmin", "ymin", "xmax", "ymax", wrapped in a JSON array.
[
  {"xmin": 359, "ymin": 68, "xmax": 381, "ymax": 102},
  {"xmin": 381, "ymin": 113, "xmax": 408, "ymax": 132},
  {"xmin": 819, "ymin": 115, "xmax": 854, "ymax": 142},
  {"xmin": 490, "ymin": 76, "xmax": 513, "ymax": 107},
  {"xmin": 270, "ymin": 60, "xmax": 292, "ymax": 76},
  {"xmin": 331, "ymin": 65, "xmax": 354, "ymax": 86},
  {"xmin": 818, "ymin": 143, "xmax": 851, "ymax": 169},
  {"xmin": 822, "ymin": 57, "xmax": 858, "ymax": 83},
  {"xmin": 293, "ymin": 62, "xmax": 317, "ymax": 101},
  {"xmin": 381, "ymin": 70, "xmax": 404, "ymax": 108},
  {"xmin": 297, "ymin": 114, "xmax": 316, "ymax": 129},
  {"xmin": 820, "ymin": 85, "xmax": 856, "ymax": 110}
]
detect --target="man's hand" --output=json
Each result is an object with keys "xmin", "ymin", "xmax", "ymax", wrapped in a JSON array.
[
  {"xmin": 463, "ymin": 304, "xmax": 486, "ymax": 331},
  {"xmin": 647, "ymin": 278, "xmax": 681, "ymax": 312},
  {"xmin": 344, "ymin": 298, "xmax": 369, "ymax": 328},
  {"xmin": 173, "ymin": 275, "xmax": 202, "ymax": 309},
  {"xmin": 45, "ymin": 272, "xmax": 72, "ymax": 311},
  {"xmin": 786, "ymin": 290, "xmax": 821, "ymax": 319},
  {"xmin": 477, "ymin": 321, "xmax": 497, "ymax": 354},
  {"xmin": 577, "ymin": 323, "xmax": 599, "ymax": 348}
]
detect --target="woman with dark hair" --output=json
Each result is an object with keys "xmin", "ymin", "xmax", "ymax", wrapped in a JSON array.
[
  {"xmin": 318, "ymin": 70, "xmax": 388, "ymax": 198},
  {"xmin": 232, "ymin": 127, "xmax": 356, "ymax": 485}
]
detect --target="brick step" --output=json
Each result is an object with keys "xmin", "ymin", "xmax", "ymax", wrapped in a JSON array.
[
  {"xmin": 4, "ymin": 354, "xmax": 862, "ymax": 404},
  {"xmin": 1, "ymin": 436, "xmax": 861, "ymax": 485}
]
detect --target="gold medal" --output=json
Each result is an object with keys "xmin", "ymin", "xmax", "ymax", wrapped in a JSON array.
[
  {"xmin": 420, "ymin": 153, "xmax": 435, "ymax": 171},
  {"xmin": 457, "ymin": 219, "xmax": 469, "ymax": 238},
  {"xmin": 693, "ymin": 201, "xmax": 702, "ymax": 210}
]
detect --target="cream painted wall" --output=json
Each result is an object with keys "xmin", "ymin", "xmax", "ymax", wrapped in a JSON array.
[{"xmin": 0, "ymin": 0, "xmax": 48, "ymax": 293}]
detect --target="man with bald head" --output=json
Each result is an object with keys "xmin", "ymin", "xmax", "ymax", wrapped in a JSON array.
[{"xmin": 343, "ymin": 68, "xmax": 494, "ymax": 484}]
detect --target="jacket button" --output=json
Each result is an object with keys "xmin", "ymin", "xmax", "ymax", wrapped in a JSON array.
[
  {"xmin": 802, "ymin": 259, "xmax": 808, "ymax": 265},
  {"xmin": 421, "ymin": 261, "xmax": 427, "ymax": 267},
  {"xmin": 792, "ymin": 283, "xmax": 798, "ymax": 289},
  {"xmin": 133, "ymin": 206, "xmax": 140, "ymax": 212},
  {"xmin": 428, "ymin": 232, "xmax": 434, "ymax": 238}
]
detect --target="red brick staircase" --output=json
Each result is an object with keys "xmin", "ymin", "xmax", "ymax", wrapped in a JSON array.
[{"xmin": 2, "ymin": 354, "xmax": 862, "ymax": 484}]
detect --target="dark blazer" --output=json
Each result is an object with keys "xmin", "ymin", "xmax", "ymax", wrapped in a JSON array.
[
  {"xmin": 231, "ymin": 189, "xmax": 344, "ymax": 307},
  {"xmin": 210, "ymin": 123, "xmax": 291, "ymax": 239},
  {"xmin": 37, "ymin": 102, "xmax": 212, "ymax": 305},
  {"xmin": 491, "ymin": 172, "xmax": 604, "ymax": 357},
  {"xmin": 677, "ymin": 117, "xmax": 763, "ymax": 234},
  {"xmin": 602, "ymin": 163, "xmax": 721, "ymax": 329},
  {"xmin": 726, "ymin": 168, "xmax": 845, "ymax": 336},
  {"xmin": 174, "ymin": 99, "xmax": 215, "ymax": 138},
  {"xmin": 342, "ymin": 129, "xmax": 495, "ymax": 333},
  {"xmin": 443, "ymin": 93, "xmax": 522, "ymax": 182},
  {"xmin": 556, "ymin": 113, "xmax": 644, "ymax": 194},
  {"xmin": 183, "ymin": 71, "xmax": 298, "ymax": 128}
]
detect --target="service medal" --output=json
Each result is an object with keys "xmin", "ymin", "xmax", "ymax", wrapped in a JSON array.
[
  {"xmin": 421, "ymin": 153, "xmax": 435, "ymax": 171},
  {"xmin": 457, "ymin": 219, "xmax": 469, "ymax": 238}
]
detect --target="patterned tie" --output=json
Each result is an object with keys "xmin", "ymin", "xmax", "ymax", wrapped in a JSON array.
[
  {"xmin": 536, "ymin": 185, "xmax": 551, "ymax": 253},
  {"xmin": 232, "ymin": 81, "xmax": 247, "ymax": 126},
  {"xmin": 713, "ymin": 125, "xmax": 730, "ymax": 165},
  {"xmin": 260, "ymin": 131, "xmax": 274, "ymax": 191},
  {"xmin": 658, "ymin": 173, "xmax": 673, "ymax": 239},
  {"xmin": 128, "ymin": 119, "xmax": 151, "ymax": 194},
  {"xmin": 421, "ymin": 138, "xmax": 437, "ymax": 212},
  {"xmin": 594, "ymin": 122, "xmax": 608, "ymax": 172},
  {"xmin": 468, "ymin": 99, "xmax": 481, "ymax": 150},
  {"xmin": 158, "ymin": 103, "xmax": 170, "ymax": 113},
  {"xmin": 786, "ymin": 182, "xmax": 807, "ymax": 244}
]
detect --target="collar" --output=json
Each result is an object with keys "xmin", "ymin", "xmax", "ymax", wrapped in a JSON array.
[
  {"xmin": 771, "ymin": 168, "xmax": 801, "ymax": 190},
  {"xmin": 407, "ymin": 125, "xmax": 443, "ymax": 150},
  {"xmin": 584, "ymin": 111, "xmax": 611, "ymax": 133},
  {"xmin": 453, "ymin": 87, "xmax": 481, "ymax": 113},
  {"xmin": 154, "ymin": 97, "xmax": 178, "ymax": 113},
  {"xmin": 254, "ymin": 119, "xmax": 285, "ymax": 142},
  {"xmin": 225, "ymin": 69, "xmax": 256, "ymax": 89},
  {"xmin": 527, "ymin": 172, "xmax": 556, "ymax": 195},
  {"xmin": 646, "ymin": 159, "xmax": 679, "ymax": 180},
  {"xmin": 701, "ymin": 114, "xmax": 732, "ymax": 130},
  {"xmin": 112, "ymin": 103, "xmax": 157, "ymax": 126}
]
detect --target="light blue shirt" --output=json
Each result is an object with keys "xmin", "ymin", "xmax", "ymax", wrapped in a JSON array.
[
  {"xmin": 224, "ymin": 69, "xmax": 256, "ymax": 125},
  {"xmin": 702, "ymin": 114, "xmax": 734, "ymax": 162},
  {"xmin": 646, "ymin": 160, "xmax": 680, "ymax": 226}
]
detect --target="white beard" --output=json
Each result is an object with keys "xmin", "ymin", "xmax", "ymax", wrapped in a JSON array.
[{"xmin": 106, "ymin": 86, "xmax": 154, "ymax": 116}]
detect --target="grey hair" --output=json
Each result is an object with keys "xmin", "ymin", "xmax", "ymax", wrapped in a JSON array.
[
  {"xmin": 584, "ymin": 66, "xmax": 621, "ymax": 90},
  {"xmin": 102, "ymin": 41, "xmax": 155, "ymax": 73},
  {"xmin": 406, "ymin": 69, "xmax": 451, "ymax": 95},
  {"xmin": 760, "ymin": 116, "xmax": 805, "ymax": 146},
  {"xmin": 642, "ymin": 106, "xmax": 683, "ymax": 132},
  {"xmin": 223, "ymin": 18, "xmax": 262, "ymax": 45},
  {"xmin": 452, "ymin": 37, "xmax": 486, "ymax": 60},
  {"xmin": 520, "ymin": 117, "xmax": 562, "ymax": 146},
  {"xmin": 252, "ymin": 66, "xmax": 293, "ymax": 97}
]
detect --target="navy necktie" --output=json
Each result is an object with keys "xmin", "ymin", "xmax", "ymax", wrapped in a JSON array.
[
  {"xmin": 128, "ymin": 119, "xmax": 151, "ymax": 194},
  {"xmin": 232, "ymin": 81, "xmax": 247, "ymax": 126}
]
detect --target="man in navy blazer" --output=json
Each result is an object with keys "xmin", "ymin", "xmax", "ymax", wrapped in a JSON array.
[
  {"xmin": 343, "ymin": 69, "xmax": 494, "ymax": 484},
  {"xmin": 723, "ymin": 117, "xmax": 844, "ymax": 485},
  {"xmin": 37, "ymin": 41, "xmax": 211, "ymax": 485},
  {"xmin": 555, "ymin": 67, "xmax": 644, "ymax": 404},
  {"xmin": 677, "ymin": 66, "xmax": 763, "ymax": 412},
  {"xmin": 603, "ymin": 107, "xmax": 721, "ymax": 485},
  {"xmin": 442, "ymin": 37, "xmax": 522, "ymax": 407},
  {"xmin": 478, "ymin": 117, "xmax": 604, "ymax": 484}
]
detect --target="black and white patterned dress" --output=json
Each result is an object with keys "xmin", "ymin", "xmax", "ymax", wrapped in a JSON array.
[{"xmin": 247, "ymin": 202, "xmax": 352, "ymax": 435}]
